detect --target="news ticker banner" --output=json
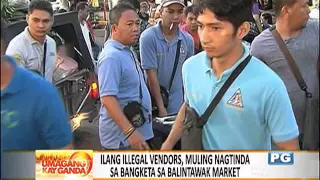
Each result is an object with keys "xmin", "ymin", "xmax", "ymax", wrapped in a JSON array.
[{"xmin": 1, "ymin": 151, "xmax": 319, "ymax": 180}]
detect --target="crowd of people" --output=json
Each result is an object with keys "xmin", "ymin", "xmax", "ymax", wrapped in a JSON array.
[{"xmin": 1, "ymin": 0, "xmax": 319, "ymax": 151}]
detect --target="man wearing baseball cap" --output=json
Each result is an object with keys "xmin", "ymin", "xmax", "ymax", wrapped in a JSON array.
[{"xmin": 140, "ymin": 0, "xmax": 194, "ymax": 117}]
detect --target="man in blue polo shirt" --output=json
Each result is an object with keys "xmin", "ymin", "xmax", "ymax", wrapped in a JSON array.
[
  {"xmin": 97, "ymin": 4, "xmax": 153, "ymax": 150},
  {"xmin": 140, "ymin": 0, "xmax": 194, "ymax": 117},
  {"xmin": 161, "ymin": 0, "xmax": 300, "ymax": 150},
  {"xmin": 1, "ymin": 18, "xmax": 72, "ymax": 150}
]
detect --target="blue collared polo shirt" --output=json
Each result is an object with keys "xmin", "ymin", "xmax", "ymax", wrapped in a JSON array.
[
  {"xmin": 182, "ymin": 44, "xmax": 299, "ymax": 150},
  {"xmin": 97, "ymin": 39, "xmax": 153, "ymax": 149},
  {"xmin": 140, "ymin": 22, "xmax": 194, "ymax": 115},
  {"xmin": 1, "ymin": 56, "xmax": 72, "ymax": 150}
]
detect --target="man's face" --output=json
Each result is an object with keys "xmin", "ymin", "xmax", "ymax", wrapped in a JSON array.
[
  {"xmin": 161, "ymin": 4, "xmax": 184, "ymax": 27},
  {"xmin": 140, "ymin": 1, "xmax": 149, "ymax": 13},
  {"xmin": 197, "ymin": 9, "xmax": 248, "ymax": 58},
  {"xmin": 26, "ymin": 10, "xmax": 53, "ymax": 38},
  {"xmin": 185, "ymin": 12, "xmax": 197, "ymax": 31},
  {"xmin": 286, "ymin": 0, "xmax": 310, "ymax": 28},
  {"xmin": 113, "ymin": 9, "xmax": 140, "ymax": 45},
  {"xmin": 80, "ymin": 6, "xmax": 90, "ymax": 21}
]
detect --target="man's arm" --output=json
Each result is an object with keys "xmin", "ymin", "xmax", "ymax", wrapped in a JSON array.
[
  {"xmin": 161, "ymin": 61, "xmax": 190, "ymax": 150},
  {"xmin": 140, "ymin": 31, "xmax": 167, "ymax": 116},
  {"xmin": 5, "ymin": 41, "xmax": 26, "ymax": 66},
  {"xmin": 250, "ymin": 36, "xmax": 264, "ymax": 61},
  {"xmin": 101, "ymin": 96, "xmax": 135, "ymax": 134},
  {"xmin": 146, "ymin": 69, "xmax": 167, "ymax": 116},
  {"xmin": 276, "ymin": 139, "xmax": 300, "ymax": 150},
  {"xmin": 161, "ymin": 103, "xmax": 187, "ymax": 150},
  {"xmin": 98, "ymin": 56, "xmax": 131, "ymax": 132},
  {"xmin": 37, "ymin": 84, "xmax": 73, "ymax": 149},
  {"xmin": 101, "ymin": 96, "xmax": 150, "ymax": 150},
  {"xmin": 265, "ymin": 84, "xmax": 300, "ymax": 150}
]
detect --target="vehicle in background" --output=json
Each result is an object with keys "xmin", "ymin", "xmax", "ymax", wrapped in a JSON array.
[
  {"xmin": 309, "ymin": 0, "xmax": 319, "ymax": 20},
  {"xmin": 6, "ymin": 11, "xmax": 100, "ymax": 132},
  {"xmin": 310, "ymin": 5, "xmax": 319, "ymax": 19}
]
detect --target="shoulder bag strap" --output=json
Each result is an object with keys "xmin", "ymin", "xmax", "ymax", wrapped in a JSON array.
[
  {"xmin": 130, "ymin": 50, "xmax": 144, "ymax": 101},
  {"xmin": 269, "ymin": 26, "xmax": 312, "ymax": 98},
  {"xmin": 42, "ymin": 41, "xmax": 47, "ymax": 77},
  {"xmin": 168, "ymin": 39, "xmax": 182, "ymax": 91},
  {"xmin": 198, "ymin": 54, "xmax": 252, "ymax": 127}
]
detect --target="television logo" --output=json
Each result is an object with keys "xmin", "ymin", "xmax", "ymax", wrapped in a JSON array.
[{"xmin": 268, "ymin": 152, "xmax": 294, "ymax": 165}]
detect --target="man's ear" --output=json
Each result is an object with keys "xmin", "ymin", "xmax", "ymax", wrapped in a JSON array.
[
  {"xmin": 111, "ymin": 24, "xmax": 117, "ymax": 34},
  {"xmin": 26, "ymin": 14, "xmax": 29, "ymax": 22},
  {"xmin": 159, "ymin": 8, "xmax": 163, "ymax": 17},
  {"xmin": 237, "ymin": 21, "xmax": 250, "ymax": 40},
  {"xmin": 281, "ymin": 6, "xmax": 290, "ymax": 16}
]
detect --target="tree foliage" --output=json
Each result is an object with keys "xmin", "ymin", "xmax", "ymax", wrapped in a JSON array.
[{"xmin": 1, "ymin": 0, "xmax": 15, "ymax": 20}]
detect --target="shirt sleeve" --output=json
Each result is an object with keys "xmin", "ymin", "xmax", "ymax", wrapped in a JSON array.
[
  {"xmin": 140, "ymin": 31, "xmax": 158, "ymax": 69},
  {"xmin": 182, "ymin": 61, "xmax": 189, "ymax": 105},
  {"xmin": 5, "ymin": 41, "xmax": 26, "ymax": 67},
  {"xmin": 250, "ymin": 38, "xmax": 263, "ymax": 60},
  {"xmin": 37, "ymin": 84, "xmax": 72, "ymax": 149},
  {"xmin": 265, "ymin": 84, "xmax": 299, "ymax": 143},
  {"xmin": 97, "ymin": 56, "xmax": 121, "ymax": 97}
]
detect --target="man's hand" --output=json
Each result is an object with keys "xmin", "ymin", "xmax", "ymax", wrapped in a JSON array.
[
  {"xmin": 101, "ymin": 96, "xmax": 148, "ymax": 149},
  {"xmin": 160, "ymin": 103, "xmax": 187, "ymax": 150},
  {"xmin": 161, "ymin": 140, "xmax": 174, "ymax": 150},
  {"xmin": 127, "ymin": 130, "xmax": 150, "ymax": 150}
]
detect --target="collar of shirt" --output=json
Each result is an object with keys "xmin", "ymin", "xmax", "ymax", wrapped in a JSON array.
[
  {"xmin": 202, "ymin": 43, "xmax": 250, "ymax": 80},
  {"xmin": 24, "ymin": 27, "xmax": 47, "ymax": 45},
  {"xmin": 1, "ymin": 56, "xmax": 24, "ymax": 97},
  {"xmin": 105, "ymin": 39, "xmax": 131, "ymax": 50},
  {"xmin": 155, "ymin": 21, "xmax": 183, "ymax": 41}
]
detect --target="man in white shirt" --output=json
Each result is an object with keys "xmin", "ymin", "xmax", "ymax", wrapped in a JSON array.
[
  {"xmin": 6, "ymin": 0, "xmax": 56, "ymax": 82},
  {"xmin": 76, "ymin": 2, "xmax": 95, "ymax": 67}
]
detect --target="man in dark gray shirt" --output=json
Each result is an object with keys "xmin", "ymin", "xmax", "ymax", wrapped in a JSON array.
[{"xmin": 251, "ymin": 0, "xmax": 319, "ymax": 149}]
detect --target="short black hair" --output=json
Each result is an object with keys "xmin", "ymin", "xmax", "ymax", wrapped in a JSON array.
[
  {"xmin": 184, "ymin": 5, "xmax": 196, "ymax": 17},
  {"xmin": 117, "ymin": 0, "xmax": 140, "ymax": 11},
  {"xmin": 274, "ymin": 0, "xmax": 297, "ymax": 17},
  {"xmin": 76, "ymin": 2, "xmax": 89, "ymax": 12},
  {"xmin": 109, "ymin": 3, "xmax": 137, "ymax": 25},
  {"xmin": 28, "ymin": 0, "xmax": 54, "ymax": 16},
  {"xmin": 195, "ymin": 0, "xmax": 252, "ymax": 33}
]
